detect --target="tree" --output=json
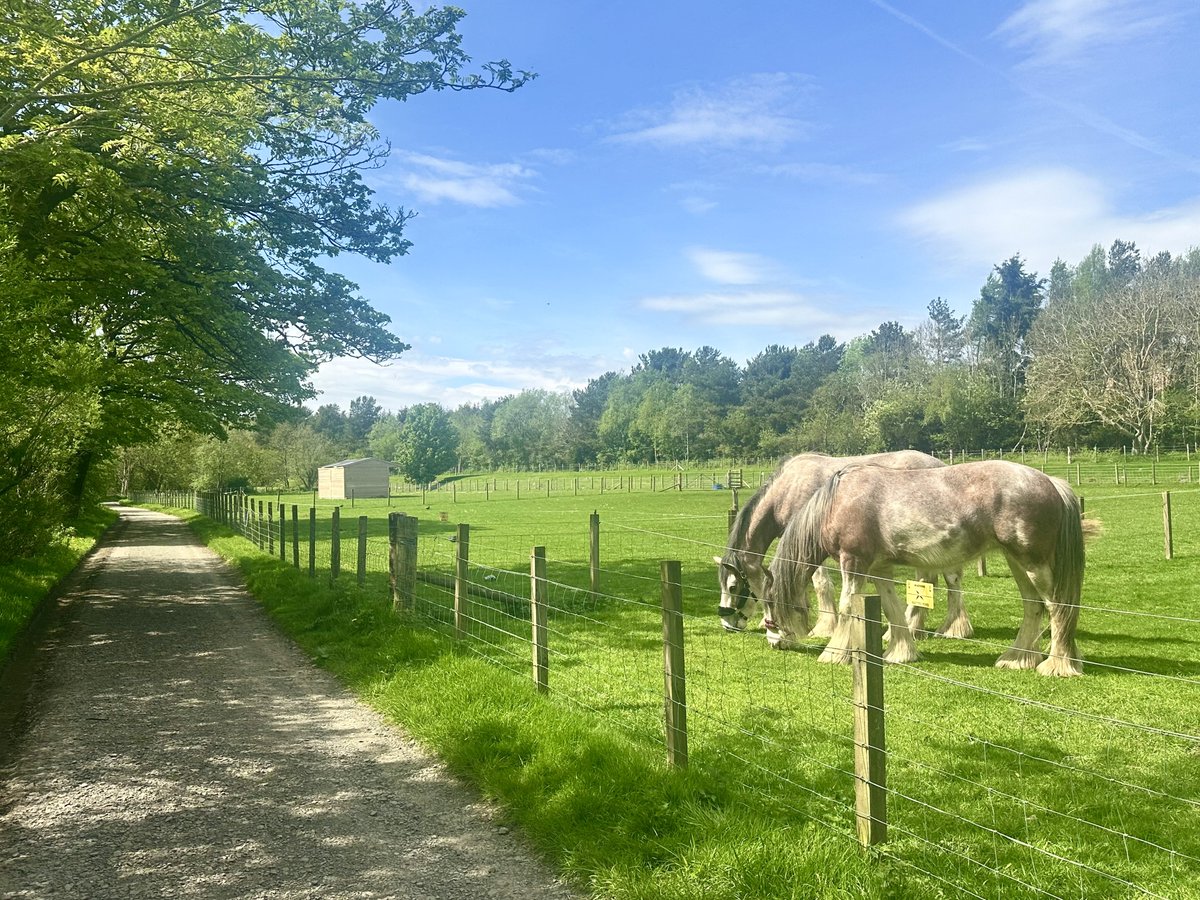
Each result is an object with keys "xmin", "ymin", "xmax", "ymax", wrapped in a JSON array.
[
  {"xmin": 0, "ymin": 0, "xmax": 530, "ymax": 545},
  {"xmin": 346, "ymin": 396, "xmax": 382, "ymax": 453},
  {"xmin": 490, "ymin": 390, "xmax": 571, "ymax": 469},
  {"xmin": 371, "ymin": 404, "xmax": 457, "ymax": 484},
  {"xmin": 310, "ymin": 405, "xmax": 350, "ymax": 450},
  {"xmin": 567, "ymin": 372, "xmax": 619, "ymax": 466},
  {"xmin": 968, "ymin": 254, "xmax": 1045, "ymax": 399},
  {"xmin": 1026, "ymin": 265, "xmax": 1196, "ymax": 451},
  {"xmin": 918, "ymin": 297, "xmax": 966, "ymax": 368},
  {"xmin": 449, "ymin": 401, "xmax": 499, "ymax": 471},
  {"xmin": 266, "ymin": 421, "xmax": 337, "ymax": 490}
]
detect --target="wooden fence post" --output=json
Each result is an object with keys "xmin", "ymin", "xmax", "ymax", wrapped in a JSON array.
[
  {"xmin": 661, "ymin": 560, "xmax": 688, "ymax": 769},
  {"xmin": 291, "ymin": 505, "xmax": 299, "ymax": 568},
  {"xmin": 851, "ymin": 593, "xmax": 887, "ymax": 846},
  {"xmin": 530, "ymin": 546, "xmax": 549, "ymax": 694},
  {"xmin": 455, "ymin": 523, "xmax": 470, "ymax": 640},
  {"xmin": 278, "ymin": 505, "xmax": 285, "ymax": 561},
  {"xmin": 589, "ymin": 511, "xmax": 600, "ymax": 600},
  {"xmin": 394, "ymin": 514, "xmax": 418, "ymax": 610},
  {"xmin": 330, "ymin": 506, "xmax": 341, "ymax": 578},
  {"xmin": 257, "ymin": 500, "xmax": 265, "ymax": 548},
  {"xmin": 307, "ymin": 507, "xmax": 316, "ymax": 578},
  {"xmin": 1163, "ymin": 492, "xmax": 1173, "ymax": 560},
  {"xmin": 357, "ymin": 515, "xmax": 368, "ymax": 585},
  {"xmin": 268, "ymin": 502, "xmax": 274, "ymax": 555},
  {"xmin": 388, "ymin": 513, "xmax": 400, "ymax": 607}
]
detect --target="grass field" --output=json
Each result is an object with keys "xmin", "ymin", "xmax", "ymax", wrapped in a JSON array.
[{"xmin": 143, "ymin": 456, "xmax": 1200, "ymax": 899}]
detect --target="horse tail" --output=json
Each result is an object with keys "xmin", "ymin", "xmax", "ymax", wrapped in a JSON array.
[
  {"xmin": 1046, "ymin": 478, "xmax": 1086, "ymax": 673},
  {"xmin": 1050, "ymin": 479, "xmax": 1085, "ymax": 608}
]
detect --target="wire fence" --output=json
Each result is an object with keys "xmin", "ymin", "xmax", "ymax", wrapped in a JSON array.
[{"xmin": 134, "ymin": 485, "xmax": 1200, "ymax": 898}]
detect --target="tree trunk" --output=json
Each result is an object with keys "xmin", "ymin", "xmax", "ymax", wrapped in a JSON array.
[{"xmin": 66, "ymin": 448, "xmax": 95, "ymax": 520}]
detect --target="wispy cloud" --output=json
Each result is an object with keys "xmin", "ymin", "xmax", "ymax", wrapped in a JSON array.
[
  {"xmin": 308, "ymin": 349, "xmax": 602, "ymax": 412},
  {"xmin": 868, "ymin": 0, "xmax": 1200, "ymax": 171},
  {"xmin": 760, "ymin": 161, "xmax": 883, "ymax": 186},
  {"xmin": 899, "ymin": 166, "xmax": 1200, "ymax": 274},
  {"xmin": 643, "ymin": 290, "xmax": 878, "ymax": 340},
  {"xmin": 996, "ymin": 0, "xmax": 1177, "ymax": 67},
  {"xmin": 396, "ymin": 153, "xmax": 537, "ymax": 207},
  {"xmin": 608, "ymin": 73, "xmax": 814, "ymax": 149},
  {"xmin": 686, "ymin": 247, "xmax": 775, "ymax": 285}
]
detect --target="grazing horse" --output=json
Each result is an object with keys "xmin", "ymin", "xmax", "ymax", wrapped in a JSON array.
[
  {"xmin": 762, "ymin": 460, "xmax": 1089, "ymax": 677},
  {"xmin": 715, "ymin": 451, "xmax": 969, "ymax": 638}
]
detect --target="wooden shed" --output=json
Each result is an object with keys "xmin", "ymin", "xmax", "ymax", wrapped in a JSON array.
[{"xmin": 317, "ymin": 458, "xmax": 391, "ymax": 500}]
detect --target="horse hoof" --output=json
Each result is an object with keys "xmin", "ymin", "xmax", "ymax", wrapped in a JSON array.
[
  {"xmin": 883, "ymin": 646, "xmax": 919, "ymax": 665},
  {"xmin": 808, "ymin": 618, "xmax": 837, "ymax": 639},
  {"xmin": 936, "ymin": 620, "xmax": 974, "ymax": 640},
  {"xmin": 995, "ymin": 650, "xmax": 1044, "ymax": 670},
  {"xmin": 1036, "ymin": 655, "xmax": 1084, "ymax": 677},
  {"xmin": 817, "ymin": 647, "xmax": 852, "ymax": 665}
]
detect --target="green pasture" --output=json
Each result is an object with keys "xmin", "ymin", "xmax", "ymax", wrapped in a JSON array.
[{"xmin": 148, "ymin": 459, "xmax": 1199, "ymax": 899}]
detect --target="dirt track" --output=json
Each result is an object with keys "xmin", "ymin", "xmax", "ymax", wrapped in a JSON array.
[{"xmin": 0, "ymin": 506, "xmax": 580, "ymax": 899}]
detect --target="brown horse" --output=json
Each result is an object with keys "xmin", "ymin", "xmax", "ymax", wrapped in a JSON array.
[
  {"xmin": 762, "ymin": 460, "xmax": 1090, "ymax": 677},
  {"xmin": 716, "ymin": 451, "xmax": 968, "ymax": 638}
]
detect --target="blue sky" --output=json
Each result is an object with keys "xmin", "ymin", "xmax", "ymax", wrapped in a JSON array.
[{"xmin": 309, "ymin": 0, "xmax": 1200, "ymax": 413}]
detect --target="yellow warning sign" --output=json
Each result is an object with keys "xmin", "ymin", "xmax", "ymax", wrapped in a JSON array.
[{"xmin": 906, "ymin": 580, "xmax": 934, "ymax": 609}]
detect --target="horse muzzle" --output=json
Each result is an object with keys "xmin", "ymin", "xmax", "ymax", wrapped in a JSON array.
[{"xmin": 717, "ymin": 605, "xmax": 748, "ymax": 632}]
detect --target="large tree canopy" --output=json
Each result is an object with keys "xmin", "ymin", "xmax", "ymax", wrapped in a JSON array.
[{"xmin": 0, "ymin": 0, "xmax": 530, "ymax": 551}]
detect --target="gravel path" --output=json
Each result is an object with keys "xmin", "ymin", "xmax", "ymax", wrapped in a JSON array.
[{"xmin": 0, "ymin": 506, "xmax": 582, "ymax": 900}]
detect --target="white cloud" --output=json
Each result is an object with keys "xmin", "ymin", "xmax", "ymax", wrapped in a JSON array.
[
  {"xmin": 307, "ymin": 350, "xmax": 602, "ymax": 412},
  {"xmin": 762, "ymin": 161, "xmax": 883, "ymax": 185},
  {"xmin": 996, "ymin": 0, "xmax": 1177, "ymax": 67},
  {"xmin": 899, "ymin": 166, "xmax": 1200, "ymax": 274},
  {"xmin": 687, "ymin": 247, "xmax": 774, "ymax": 285},
  {"xmin": 608, "ymin": 73, "xmax": 814, "ymax": 149},
  {"xmin": 639, "ymin": 290, "xmax": 874, "ymax": 340},
  {"xmin": 397, "ymin": 153, "xmax": 536, "ymax": 207}
]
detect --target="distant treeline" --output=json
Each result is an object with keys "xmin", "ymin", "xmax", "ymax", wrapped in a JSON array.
[{"xmin": 118, "ymin": 240, "xmax": 1200, "ymax": 494}]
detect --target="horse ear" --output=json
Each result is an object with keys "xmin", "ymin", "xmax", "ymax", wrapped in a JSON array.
[{"xmin": 712, "ymin": 555, "xmax": 723, "ymax": 564}]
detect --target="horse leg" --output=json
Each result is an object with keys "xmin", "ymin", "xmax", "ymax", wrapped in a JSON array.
[
  {"xmin": 995, "ymin": 563, "xmax": 1046, "ymax": 670},
  {"xmin": 809, "ymin": 564, "xmax": 838, "ymax": 638},
  {"xmin": 879, "ymin": 575, "xmax": 919, "ymax": 664},
  {"xmin": 935, "ymin": 568, "xmax": 972, "ymax": 639},
  {"xmin": 817, "ymin": 565, "xmax": 861, "ymax": 665},
  {"xmin": 1032, "ymin": 568, "xmax": 1084, "ymax": 677}
]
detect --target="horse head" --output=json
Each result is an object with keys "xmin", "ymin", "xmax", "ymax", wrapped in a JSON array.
[{"xmin": 713, "ymin": 555, "xmax": 752, "ymax": 631}]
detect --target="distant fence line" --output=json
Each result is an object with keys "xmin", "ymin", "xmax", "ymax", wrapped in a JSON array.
[{"xmin": 131, "ymin": 449, "xmax": 1200, "ymax": 504}]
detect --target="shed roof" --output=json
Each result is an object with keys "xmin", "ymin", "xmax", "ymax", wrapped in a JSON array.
[{"xmin": 319, "ymin": 457, "xmax": 389, "ymax": 469}]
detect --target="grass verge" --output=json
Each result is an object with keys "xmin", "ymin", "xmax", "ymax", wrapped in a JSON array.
[{"xmin": 0, "ymin": 504, "xmax": 118, "ymax": 666}]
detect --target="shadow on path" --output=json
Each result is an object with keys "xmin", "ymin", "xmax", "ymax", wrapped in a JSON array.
[{"xmin": 0, "ymin": 506, "xmax": 578, "ymax": 900}]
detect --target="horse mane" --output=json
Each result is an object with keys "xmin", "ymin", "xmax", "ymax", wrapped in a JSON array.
[
  {"xmin": 724, "ymin": 455, "xmax": 798, "ymax": 562},
  {"xmin": 770, "ymin": 468, "xmax": 843, "ymax": 601},
  {"xmin": 728, "ymin": 485, "xmax": 766, "ymax": 551}
]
